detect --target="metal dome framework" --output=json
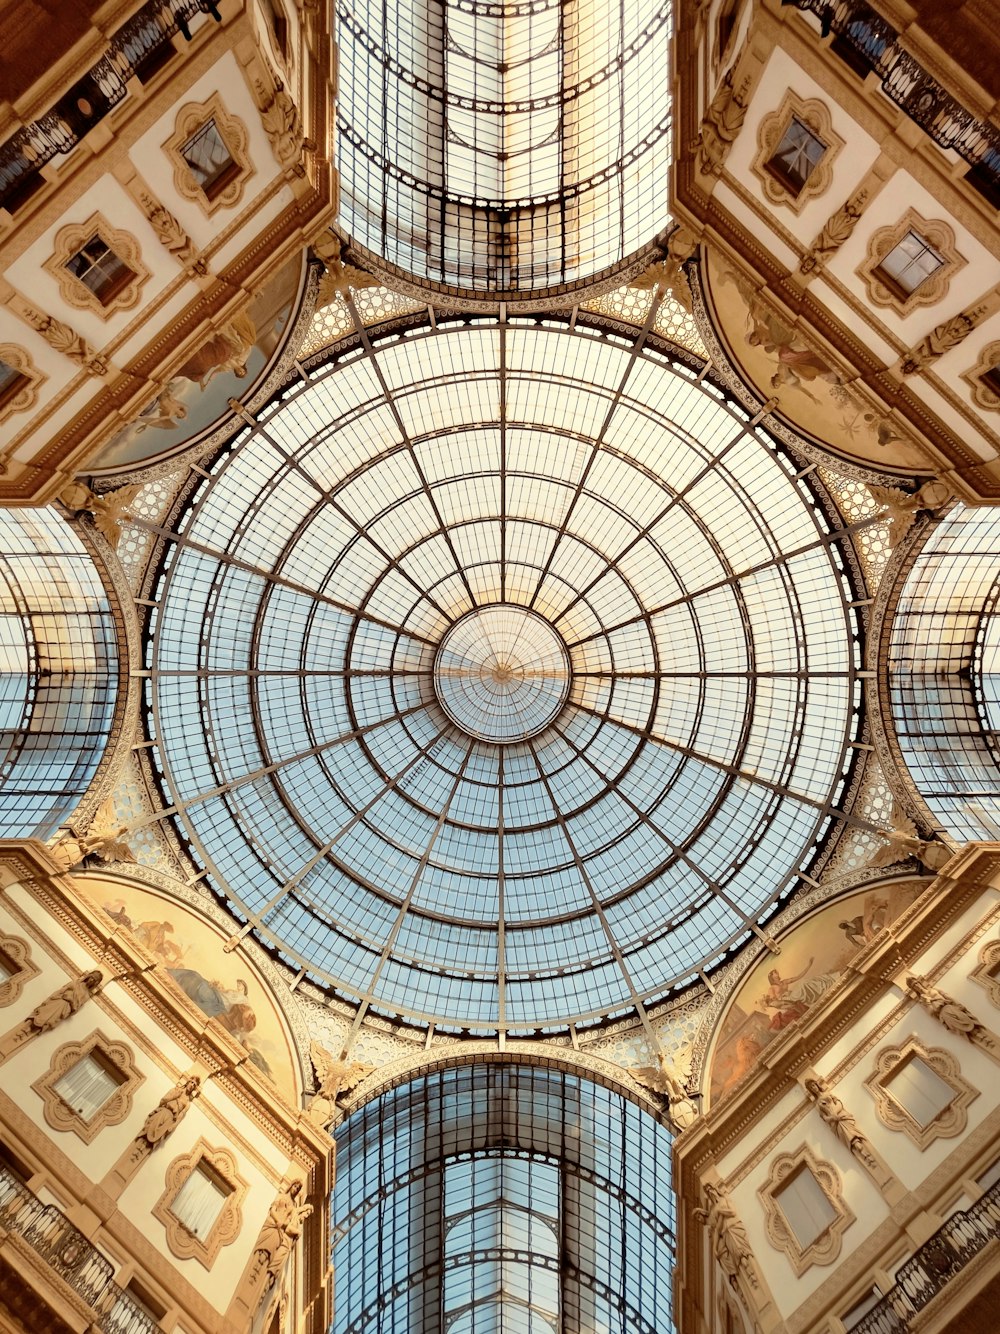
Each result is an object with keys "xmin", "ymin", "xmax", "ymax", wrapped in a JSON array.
[
  {"xmin": 335, "ymin": 0, "xmax": 673, "ymax": 296},
  {"xmin": 141, "ymin": 308, "xmax": 866, "ymax": 1035}
]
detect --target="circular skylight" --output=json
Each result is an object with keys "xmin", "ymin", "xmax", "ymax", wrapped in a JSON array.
[
  {"xmin": 434, "ymin": 605, "xmax": 571, "ymax": 742},
  {"xmin": 146, "ymin": 317, "xmax": 861, "ymax": 1032}
]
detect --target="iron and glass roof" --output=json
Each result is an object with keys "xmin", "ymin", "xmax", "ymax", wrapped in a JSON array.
[
  {"xmin": 144, "ymin": 314, "xmax": 862, "ymax": 1032},
  {"xmin": 335, "ymin": 0, "xmax": 673, "ymax": 294}
]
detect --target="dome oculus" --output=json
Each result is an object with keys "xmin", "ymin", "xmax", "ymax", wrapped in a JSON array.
[
  {"xmin": 147, "ymin": 318, "xmax": 861, "ymax": 1032},
  {"xmin": 433, "ymin": 605, "xmax": 571, "ymax": 742}
]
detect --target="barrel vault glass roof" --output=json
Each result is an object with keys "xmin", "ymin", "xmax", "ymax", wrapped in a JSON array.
[
  {"xmin": 335, "ymin": 0, "xmax": 673, "ymax": 292},
  {"xmin": 144, "ymin": 314, "xmax": 863, "ymax": 1034},
  {"xmin": 332, "ymin": 1063, "xmax": 675, "ymax": 1333}
]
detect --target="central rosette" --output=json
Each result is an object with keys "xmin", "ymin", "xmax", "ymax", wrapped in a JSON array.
[{"xmin": 433, "ymin": 604, "xmax": 572, "ymax": 743}]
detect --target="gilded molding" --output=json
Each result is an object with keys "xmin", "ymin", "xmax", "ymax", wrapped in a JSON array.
[
  {"xmin": 759, "ymin": 1144, "xmax": 854, "ymax": 1275},
  {"xmin": 30, "ymin": 1028, "xmax": 143, "ymax": 1144},
  {"xmin": 751, "ymin": 90, "xmax": 844, "ymax": 214},
  {"xmin": 864, "ymin": 1038, "xmax": 977, "ymax": 1148},
  {"xmin": 43, "ymin": 212, "xmax": 151, "ymax": 319},
  {"xmin": 961, "ymin": 339, "xmax": 1000, "ymax": 413},
  {"xmin": 0, "ymin": 343, "xmax": 45, "ymax": 424},
  {"xmin": 152, "ymin": 1137, "xmax": 248, "ymax": 1269},
  {"xmin": 971, "ymin": 937, "xmax": 1000, "ymax": 1009},
  {"xmin": 164, "ymin": 93, "xmax": 254, "ymax": 217},
  {"xmin": 0, "ymin": 930, "xmax": 38, "ymax": 1007},
  {"xmin": 856, "ymin": 209, "xmax": 964, "ymax": 317}
]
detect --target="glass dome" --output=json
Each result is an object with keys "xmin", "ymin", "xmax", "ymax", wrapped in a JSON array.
[
  {"xmin": 335, "ymin": 0, "xmax": 673, "ymax": 295},
  {"xmin": 145, "ymin": 316, "xmax": 862, "ymax": 1032}
]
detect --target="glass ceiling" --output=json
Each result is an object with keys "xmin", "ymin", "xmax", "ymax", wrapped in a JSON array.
[
  {"xmin": 332, "ymin": 1063, "xmax": 675, "ymax": 1332},
  {"xmin": 335, "ymin": 0, "xmax": 673, "ymax": 292},
  {"xmin": 0, "ymin": 509, "xmax": 118, "ymax": 840},
  {"xmin": 890, "ymin": 504, "xmax": 1000, "ymax": 841},
  {"xmin": 144, "ymin": 315, "xmax": 862, "ymax": 1032}
]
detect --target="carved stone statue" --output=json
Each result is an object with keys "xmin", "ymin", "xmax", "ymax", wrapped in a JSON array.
[
  {"xmin": 800, "ymin": 191, "xmax": 867, "ymax": 275},
  {"xmin": 57, "ymin": 482, "xmax": 143, "ymax": 551},
  {"xmin": 867, "ymin": 799, "xmax": 955, "ymax": 871},
  {"xmin": 49, "ymin": 797, "xmax": 136, "ymax": 868},
  {"xmin": 901, "ymin": 309, "xmax": 982, "ymax": 376},
  {"xmin": 629, "ymin": 227, "xmax": 698, "ymax": 311},
  {"xmin": 138, "ymin": 1076, "xmax": 201, "ymax": 1148},
  {"xmin": 906, "ymin": 975, "xmax": 990, "ymax": 1044},
  {"xmin": 28, "ymin": 971, "xmax": 102, "ymax": 1034},
  {"xmin": 307, "ymin": 1040, "xmax": 373, "ymax": 1123},
  {"xmin": 694, "ymin": 1181, "xmax": 758, "ymax": 1291},
  {"xmin": 804, "ymin": 1077, "xmax": 878, "ymax": 1170},
  {"xmin": 261, "ymin": 81, "xmax": 303, "ymax": 168},
  {"xmin": 255, "ymin": 1180, "xmax": 313, "ymax": 1287},
  {"xmin": 695, "ymin": 71, "xmax": 748, "ymax": 176},
  {"xmin": 866, "ymin": 481, "xmax": 952, "ymax": 551},
  {"xmin": 20, "ymin": 306, "xmax": 106, "ymax": 375},
  {"xmin": 142, "ymin": 197, "xmax": 206, "ymax": 275},
  {"xmin": 631, "ymin": 1051, "xmax": 699, "ymax": 1131}
]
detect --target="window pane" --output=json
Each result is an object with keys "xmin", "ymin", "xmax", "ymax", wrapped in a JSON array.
[
  {"xmin": 885, "ymin": 1054, "xmax": 954, "ymax": 1127},
  {"xmin": 877, "ymin": 230, "xmax": 944, "ymax": 294},
  {"xmin": 54, "ymin": 1051, "xmax": 124, "ymax": 1121},
  {"xmin": 171, "ymin": 1163, "xmax": 231, "ymax": 1235},
  {"xmin": 181, "ymin": 120, "xmax": 237, "ymax": 195},
  {"xmin": 768, "ymin": 116, "xmax": 826, "ymax": 192},
  {"xmin": 774, "ymin": 1164, "xmax": 837, "ymax": 1248}
]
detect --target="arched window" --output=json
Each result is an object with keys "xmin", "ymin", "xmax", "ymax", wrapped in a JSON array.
[{"xmin": 331, "ymin": 1062, "xmax": 675, "ymax": 1333}]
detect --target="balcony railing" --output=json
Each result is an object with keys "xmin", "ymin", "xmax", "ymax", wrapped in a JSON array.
[
  {"xmin": 782, "ymin": 0, "xmax": 1000, "ymax": 203},
  {"xmin": 852, "ymin": 1178, "xmax": 1000, "ymax": 1334},
  {"xmin": 0, "ymin": 1164, "xmax": 159, "ymax": 1334},
  {"xmin": 0, "ymin": 0, "xmax": 222, "ymax": 213}
]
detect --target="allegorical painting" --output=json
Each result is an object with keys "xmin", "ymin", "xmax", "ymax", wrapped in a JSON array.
[
  {"xmin": 82, "ymin": 872, "xmax": 299, "ymax": 1101},
  {"xmin": 91, "ymin": 254, "xmax": 303, "ymax": 473},
  {"xmin": 707, "ymin": 879, "xmax": 925, "ymax": 1107},
  {"xmin": 702, "ymin": 249, "xmax": 933, "ymax": 475}
]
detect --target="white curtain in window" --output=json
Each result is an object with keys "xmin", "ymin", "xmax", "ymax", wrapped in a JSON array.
[
  {"xmin": 887, "ymin": 1055, "xmax": 954, "ymax": 1127},
  {"xmin": 171, "ymin": 1165, "xmax": 230, "ymax": 1236},
  {"xmin": 775, "ymin": 1166, "xmax": 837, "ymax": 1248},
  {"xmin": 55, "ymin": 1052, "xmax": 121, "ymax": 1121}
]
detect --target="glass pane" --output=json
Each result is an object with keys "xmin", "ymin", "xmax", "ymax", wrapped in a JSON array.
[
  {"xmin": 181, "ymin": 119, "xmax": 236, "ymax": 194},
  {"xmin": 775, "ymin": 1164, "xmax": 837, "ymax": 1248},
  {"xmin": 54, "ymin": 1052, "xmax": 123, "ymax": 1121},
  {"xmin": 171, "ymin": 1163, "xmax": 230, "ymax": 1235},
  {"xmin": 886, "ymin": 1054, "xmax": 954, "ymax": 1127}
]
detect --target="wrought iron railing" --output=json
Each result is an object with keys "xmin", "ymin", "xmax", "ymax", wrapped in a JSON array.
[
  {"xmin": 851, "ymin": 1178, "xmax": 1000, "ymax": 1333},
  {"xmin": 782, "ymin": 0, "xmax": 1000, "ymax": 198},
  {"xmin": 0, "ymin": 0, "xmax": 222, "ymax": 212},
  {"xmin": 0, "ymin": 1165, "xmax": 159, "ymax": 1333}
]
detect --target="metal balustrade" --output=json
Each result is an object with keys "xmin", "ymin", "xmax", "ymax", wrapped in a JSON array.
[
  {"xmin": 0, "ymin": 0, "xmax": 222, "ymax": 212},
  {"xmin": 852, "ymin": 1179, "xmax": 1000, "ymax": 1334},
  {"xmin": 782, "ymin": 0, "xmax": 1000, "ymax": 199},
  {"xmin": 0, "ymin": 1164, "xmax": 159, "ymax": 1333}
]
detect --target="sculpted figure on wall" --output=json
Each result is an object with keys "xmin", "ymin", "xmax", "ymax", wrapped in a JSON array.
[
  {"xmin": 307, "ymin": 1040, "xmax": 373, "ymax": 1123},
  {"xmin": 695, "ymin": 70, "xmax": 749, "ymax": 176},
  {"xmin": 866, "ymin": 483, "xmax": 952, "ymax": 551},
  {"xmin": 631, "ymin": 1049, "xmax": 699, "ymax": 1131},
  {"xmin": 50, "ymin": 797, "xmax": 137, "ymax": 867},
  {"xmin": 138, "ymin": 1076, "xmax": 201, "ymax": 1149},
  {"xmin": 255, "ymin": 1180, "xmax": 313, "ymax": 1287},
  {"xmin": 906, "ymin": 975, "xmax": 994, "ymax": 1047},
  {"xmin": 695, "ymin": 1181, "xmax": 759, "ymax": 1292},
  {"xmin": 29, "ymin": 971, "xmax": 103, "ymax": 1034},
  {"xmin": 804, "ymin": 1077, "xmax": 879, "ymax": 1171},
  {"xmin": 800, "ymin": 190, "xmax": 869, "ymax": 274}
]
